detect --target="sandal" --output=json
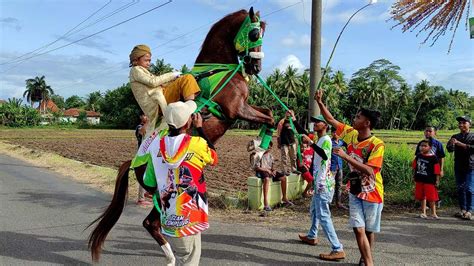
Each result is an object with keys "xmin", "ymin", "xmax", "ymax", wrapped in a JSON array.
[
  {"xmin": 419, "ymin": 213, "xmax": 427, "ymax": 219},
  {"xmin": 282, "ymin": 201, "xmax": 294, "ymax": 208},
  {"xmin": 428, "ymin": 215, "xmax": 440, "ymax": 220}
]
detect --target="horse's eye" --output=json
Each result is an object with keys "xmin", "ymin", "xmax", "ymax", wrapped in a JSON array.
[{"xmin": 248, "ymin": 28, "xmax": 260, "ymax": 42}]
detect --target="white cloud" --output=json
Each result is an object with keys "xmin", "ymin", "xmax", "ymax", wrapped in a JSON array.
[
  {"xmin": 404, "ymin": 68, "xmax": 473, "ymax": 94},
  {"xmin": 277, "ymin": 54, "xmax": 305, "ymax": 73},
  {"xmin": 281, "ymin": 37, "xmax": 296, "ymax": 47},
  {"xmin": 414, "ymin": 71, "xmax": 429, "ymax": 81},
  {"xmin": 0, "ymin": 17, "xmax": 22, "ymax": 31},
  {"xmin": 273, "ymin": 0, "xmax": 390, "ymax": 25},
  {"xmin": 280, "ymin": 34, "xmax": 314, "ymax": 48}
]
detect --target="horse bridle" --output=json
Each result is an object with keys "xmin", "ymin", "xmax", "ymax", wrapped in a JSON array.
[{"xmin": 234, "ymin": 15, "xmax": 264, "ymax": 74}]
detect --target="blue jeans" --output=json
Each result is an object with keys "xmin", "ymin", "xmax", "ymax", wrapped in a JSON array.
[
  {"xmin": 307, "ymin": 191, "xmax": 343, "ymax": 252},
  {"xmin": 455, "ymin": 169, "xmax": 474, "ymax": 212}
]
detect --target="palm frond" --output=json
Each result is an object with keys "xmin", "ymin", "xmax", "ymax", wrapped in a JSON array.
[{"xmin": 390, "ymin": 0, "xmax": 471, "ymax": 53}]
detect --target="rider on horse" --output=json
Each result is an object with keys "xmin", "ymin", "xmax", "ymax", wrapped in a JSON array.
[{"xmin": 129, "ymin": 44, "xmax": 201, "ymax": 137}]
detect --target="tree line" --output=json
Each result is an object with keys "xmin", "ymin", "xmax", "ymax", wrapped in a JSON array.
[{"xmin": 1, "ymin": 58, "xmax": 472, "ymax": 129}]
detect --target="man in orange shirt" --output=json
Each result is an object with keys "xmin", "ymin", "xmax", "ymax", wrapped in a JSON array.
[{"xmin": 316, "ymin": 89, "xmax": 385, "ymax": 266}]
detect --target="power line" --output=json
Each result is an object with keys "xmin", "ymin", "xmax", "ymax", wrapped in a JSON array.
[
  {"xmin": 47, "ymin": 1, "xmax": 303, "ymax": 94},
  {"xmin": 65, "ymin": 0, "xmax": 139, "ymax": 41},
  {"xmin": 0, "ymin": 0, "xmax": 172, "ymax": 71},
  {"xmin": 1, "ymin": 0, "xmax": 113, "ymax": 65},
  {"xmin": 57, "ymin": 1, "xmax": 261, "ymax": 89}
]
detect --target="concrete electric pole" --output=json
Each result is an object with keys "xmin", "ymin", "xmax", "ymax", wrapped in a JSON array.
[{"xmin": 308, "ymin": 0, "xmax": 322, "ymax": 132}]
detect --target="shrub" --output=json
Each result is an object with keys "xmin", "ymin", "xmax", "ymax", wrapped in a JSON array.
[{"xmin": 0, "ymin": 98, "xmax": 40, "ymax": 127}]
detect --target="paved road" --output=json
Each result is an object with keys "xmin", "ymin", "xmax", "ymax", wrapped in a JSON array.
[{"xmin": 1, "ymin": 154, "xmax": 473, "ymax": 265}]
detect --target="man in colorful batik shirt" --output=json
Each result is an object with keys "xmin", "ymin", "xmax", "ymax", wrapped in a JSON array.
[
  {"xmin": 316, "ymin": 89, "xmax": 384, "ymax": 266},
  {"xmin": 138, "ymin": 100, "xmax": 217, "ymax": 265}
]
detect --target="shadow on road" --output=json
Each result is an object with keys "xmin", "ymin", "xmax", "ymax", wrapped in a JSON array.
[{"xmin": 0, "ymin": 231, "xmax": 89, "ymax": 264}]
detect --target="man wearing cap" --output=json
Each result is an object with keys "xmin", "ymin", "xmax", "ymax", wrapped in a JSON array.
[
  {"xmin": 129, "ymin": 44, "xmax": 201, "ymax": 137},
  {"xmin": 144, "ymin": 100, "xmax": 217, "ymax": 265},
  {"xmin": 287, "ymin": 111, "xmax": 346, "ymax": 261},
  {"xmin": 447, "ymin": 115, "xmax": 474, "ymax": 220}
]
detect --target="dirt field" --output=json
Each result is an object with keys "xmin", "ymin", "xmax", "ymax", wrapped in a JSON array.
[{"xmin": 0, "ymin": 128, "xmax": 280, "ymax": 194}]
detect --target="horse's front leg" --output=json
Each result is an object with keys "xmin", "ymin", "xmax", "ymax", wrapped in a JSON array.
[
  {"xmin": 250, "ymin": 105, "xmax": 273, "ymax": 122},
  {"xmin": 143, "ymin": 208, "xmax": 175, "ymax": 266},
  {"xmin": 234, "ymin": 102, "xmax": 274, "ymax": 125}
]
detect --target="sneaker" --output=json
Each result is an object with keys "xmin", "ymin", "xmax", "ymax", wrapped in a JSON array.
[
  {"xmin": 298, "ymin": 234, "xmax": 318, "ymax": 245},
  {"xmin": 319, "ymin": 250, "xmax": 346, "ymax": 261},
  {"xmin": 463, "ymin": 212, "xmax": 472, "ymax": 220},
  {"xmin": 454, "ymin": 210, "xmax": 466, "ymax": 218},
  {"xmin": 263, "ymin": 206, "xmax": 272, "ymax": 212}
]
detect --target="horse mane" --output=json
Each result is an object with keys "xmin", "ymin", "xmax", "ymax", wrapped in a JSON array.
[{"xmin": 195, "ymin": 9, "xmax": 266, "ymax": 64}]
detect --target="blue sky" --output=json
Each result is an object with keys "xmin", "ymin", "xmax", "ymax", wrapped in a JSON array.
[{"xmin": 1, "ymin": 0, "xmax": 473, "ymax": 102}]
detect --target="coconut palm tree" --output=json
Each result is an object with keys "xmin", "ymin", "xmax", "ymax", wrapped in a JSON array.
[
  {"xmin": 391, "ymin": 83, "xmax": 410, "ymax": 129},
  {"xmin": 281, "ymin": 65, "xmax": 302, "ymax": 105},
  {"xmin": 332, "ymin": 70, "xmax": 348, "ymax": 94},
  {"xmin": 149, "ymin": 58, "xmax": 174, "ymax": 75},
  {"xmin": 411, "ymin": 80, "xmax": 434, "ymax": 129},
  {"xmin": 24, "ymin": 76, "xmax": 54, "ymax": 113},
  {"xmin": 85, "ymin": 91, "xmax": 102, "ymax": 112},
  {"xmin": 390, "ymin": 0, "xmax": 472, "ymax": 52}
]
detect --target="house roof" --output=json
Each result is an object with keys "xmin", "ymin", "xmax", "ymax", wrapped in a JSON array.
[
  {"xmin": 37, "ymin": 99, "xmax": 59, "ymax": 113},
  {"xmin": 63, "ymin": 108, "xmax": 101, "ymax": 117},
  {"xmin": 0, "ymin": 99, "xmax": 6, "ymax": 104}
]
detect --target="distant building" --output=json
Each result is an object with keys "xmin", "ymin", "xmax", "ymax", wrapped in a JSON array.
[
  {"xmin": 37, "ymin": 99, "xmax": 59, "ymax": 113},
  {"xmin": 62, "ymin": 108, "xmax": 101, "ymax": 125},
  {"xmin": 0, "ymin": 99, "xmax": 6, "ymax": 105}
]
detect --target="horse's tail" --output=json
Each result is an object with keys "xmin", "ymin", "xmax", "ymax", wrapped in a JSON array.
[{"xmin": 87, "ymin": 160, "xmax": 131, "ymax": 262}]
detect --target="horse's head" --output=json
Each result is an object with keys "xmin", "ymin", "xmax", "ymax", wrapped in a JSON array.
[{"xmin": 234, "ymin": 7, "xmax": 265, "ymax": 75}]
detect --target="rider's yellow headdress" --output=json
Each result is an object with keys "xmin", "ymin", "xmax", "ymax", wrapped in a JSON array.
[{"xmin": 129, "ymin": 44, "xmax": 152, "ymax": 66}]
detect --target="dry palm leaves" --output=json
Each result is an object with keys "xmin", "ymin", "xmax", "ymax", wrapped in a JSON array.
[{"xmin": 390, "ymin": 0, "xmax": 471, "ymax": 53}]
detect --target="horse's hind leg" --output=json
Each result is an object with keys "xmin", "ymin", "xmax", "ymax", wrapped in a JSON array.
[{"xmin": 143, "ymin": 208, "xmax": 175, "ymax": 265}]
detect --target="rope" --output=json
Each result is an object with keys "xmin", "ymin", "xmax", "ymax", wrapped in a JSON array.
[{"xmin": 255, "ymin": 74, "xmax": 303, "ymax": 164}]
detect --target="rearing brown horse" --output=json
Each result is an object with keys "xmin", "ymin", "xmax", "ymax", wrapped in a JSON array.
[{"xmin": 88, "ymin": 7, "xmax": 273, "ymax": 264}]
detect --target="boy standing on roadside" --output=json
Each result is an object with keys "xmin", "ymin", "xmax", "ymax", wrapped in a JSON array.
[{"xmin": 413, "ymin": 139, "xmax": 441, "ymax": 219}]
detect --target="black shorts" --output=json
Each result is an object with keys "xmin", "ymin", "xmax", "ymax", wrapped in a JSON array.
[{"xmin": 256, "ymin": 171, "xmax": 285, "ymax": 182}]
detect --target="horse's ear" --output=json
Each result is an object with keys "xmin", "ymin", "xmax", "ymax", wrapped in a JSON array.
[{"xmin": 249, "ymin": 7, "xmax": 254, "ymax": 19}]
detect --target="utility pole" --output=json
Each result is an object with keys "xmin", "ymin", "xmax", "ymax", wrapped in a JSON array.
[{"xmin": 308, "ymin": 0, "xmax": 322, "ymax": 132}]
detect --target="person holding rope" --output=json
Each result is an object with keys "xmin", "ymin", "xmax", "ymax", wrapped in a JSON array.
[
  {"xmin": 129, "ymin": 44, "xmax": 201, "ymax": 137},
  {"xmin": 286, "ymin": 110, "xmax": 346, "ymax": 261},
  {"xmin": 315, "ymin": 89, "xmax": 384, "ymax": 266},
  {"xmin": 151, "ymin": 100, "xmax": 217, "ymax": 265}
]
